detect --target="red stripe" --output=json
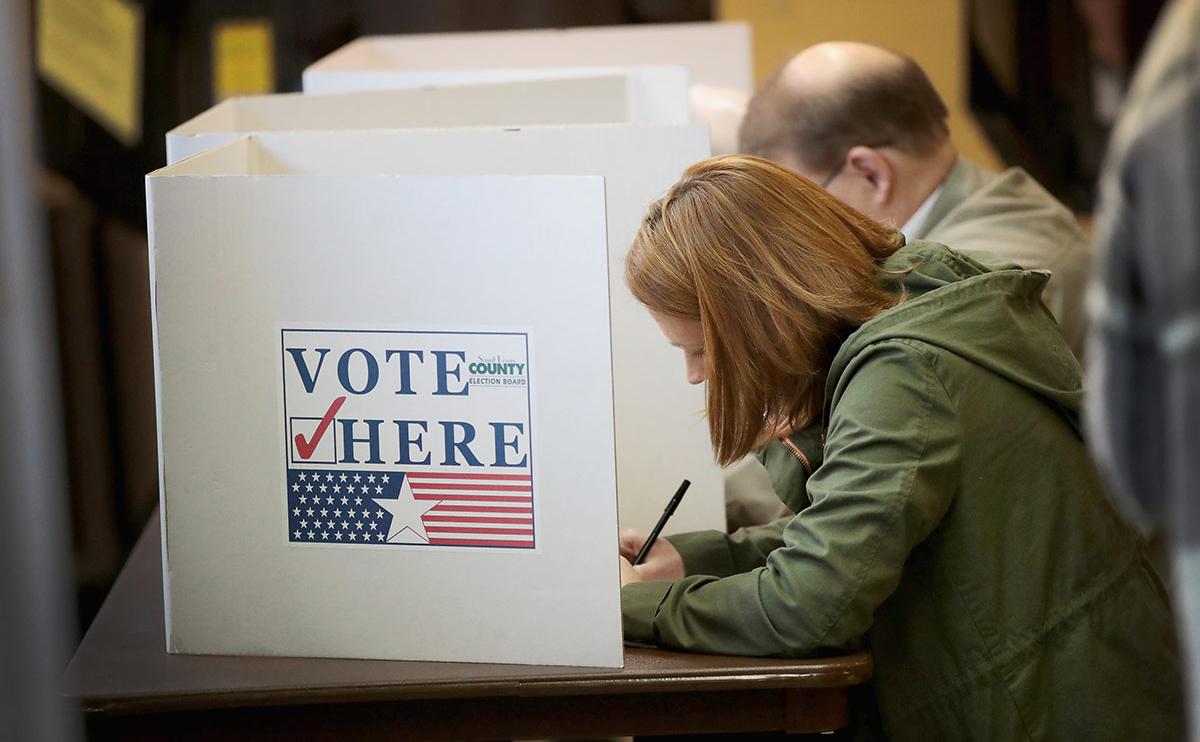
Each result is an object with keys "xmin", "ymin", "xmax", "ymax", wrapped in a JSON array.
[
  {"xmin": 431, "ymin": 504, "xmax": 531, "ymax": 514},
  {"xmin": 425, "ymin": 525, "xmax": 534, "ymax": 535},
  {"xmin": 407, "ymin": 472, "xmax": 531, "ymax": 481},
  {"xmin": 410, "ymin": 482, "xmax": 531, "ymax": 492},
  {"xmin": 414, "ymin": 494, "xmax": 530, "ymax": 503},
  {"xmin": 423, "ymin": 515, "xmax": 533, "ymax": 524},
  {"xmin": 429, "ymin": 538, "xmax": 533, "ymax": 548},
  {"xmin": 413, "ymin": 489, "xmax": 533, "ymax": 499},
  {"xmin": 415, "ymin": 492, "xmax": 532, "ymax": 501}
]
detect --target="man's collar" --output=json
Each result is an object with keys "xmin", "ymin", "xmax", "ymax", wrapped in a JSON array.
[
  {"xmin": 906, "ymin": 157, "xmax": 974, "ymax": 239},
  {"xmin": 900, "ymin": 183, "xmax": 944, "ymax": 239}
]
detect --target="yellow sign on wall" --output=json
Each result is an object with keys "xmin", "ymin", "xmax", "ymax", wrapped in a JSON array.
[
  {"xmin": 37, "ymin": 0, "xmax": 144, "ymax": 146},
  {"xmin": 212, "ymin": 19, "xmax": 276, "ymax": 102}
]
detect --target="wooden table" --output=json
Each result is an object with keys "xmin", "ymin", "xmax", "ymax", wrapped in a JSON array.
[{"xmin": 63, "ymin": 519, "xmax": 872, "ymax": 740}]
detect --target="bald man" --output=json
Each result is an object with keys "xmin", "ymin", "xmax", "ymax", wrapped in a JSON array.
[
  {"xmin": 727, "ymin": 42, "xmax": 1092, "ymax": 529},
  {"xmin": 741, "ymin": 42, "xmax": 1090, "ymax": 356}
]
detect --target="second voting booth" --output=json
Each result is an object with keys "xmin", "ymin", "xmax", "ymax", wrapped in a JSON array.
[
  {"xmin": 165, "ymin": 76, "xmax": 638, "ymax": 164},
  {"xmin": 164, "ymin": 73, "xmax": 693, "ymax": 164}
]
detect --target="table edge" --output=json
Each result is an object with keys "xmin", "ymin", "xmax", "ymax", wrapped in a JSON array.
[{"xmin": 75, "ymin": 652, "xmax": 873, "ymax": 715}]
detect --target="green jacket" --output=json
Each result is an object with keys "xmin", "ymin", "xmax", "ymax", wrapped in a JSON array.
[{"xmin": 622, "ymin": 241, "xmax": 1182, "ymax": 740}]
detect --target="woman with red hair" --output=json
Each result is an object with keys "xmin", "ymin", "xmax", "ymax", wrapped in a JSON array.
[{"xmin": 619, "ymin": 155, "xmax": 1180, "ymax": 740}]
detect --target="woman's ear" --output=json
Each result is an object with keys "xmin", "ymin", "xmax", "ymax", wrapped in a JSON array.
[{"xmin": 845, "ymin": 146, "xmax": 895, "ymax": 207}]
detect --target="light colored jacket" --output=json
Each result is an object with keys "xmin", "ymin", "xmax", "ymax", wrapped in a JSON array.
[{"xmin": 917, "ymin": 158, "xmax": 1092, "ymax": 358}]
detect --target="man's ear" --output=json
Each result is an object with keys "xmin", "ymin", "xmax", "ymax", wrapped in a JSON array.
[{"xmin": 845, "ymin": 146, "xmax": 894, "ymax": 206}]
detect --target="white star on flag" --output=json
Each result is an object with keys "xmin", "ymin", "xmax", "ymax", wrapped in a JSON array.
[{"xmin": 375, "ymin": 475, "xmax": 440, "ymax": 544}]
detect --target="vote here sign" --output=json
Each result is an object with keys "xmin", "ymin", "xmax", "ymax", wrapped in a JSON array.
[{"xmin": 281, "ymin": 328, "xmax": 534, "ymax": 549}]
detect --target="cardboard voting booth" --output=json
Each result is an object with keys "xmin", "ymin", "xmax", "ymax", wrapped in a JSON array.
[
  {"xmin": 303, "ymin": 64, "xmax": 691, "ymax": 127},
  {"xmin": 148, "ymin": 136, "xmax": 623, "ymax": 667},
  {"xmin": 166, "ymin": 76, "xmax": 642, "ymax": 164},
  {"xmin": 304, "ymin": 21, "xmax": 752, "ymax": 96},
  {"xmin": 233, "ymin": 125, "xmax": 723, "ymax": 536}
]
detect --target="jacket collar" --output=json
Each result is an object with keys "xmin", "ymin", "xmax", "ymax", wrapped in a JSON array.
[{"xmin": 911, "ymin": 158, "xmax": 982, "ymax": 239}]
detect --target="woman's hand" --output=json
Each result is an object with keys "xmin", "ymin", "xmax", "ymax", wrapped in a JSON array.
[
  {"xmin": 619, "ymin": 528, "xmax": 685, "ymax": 584},
  {"xmin": 619, "ymin": 556, "xmax": 640, "ymax": 586}
]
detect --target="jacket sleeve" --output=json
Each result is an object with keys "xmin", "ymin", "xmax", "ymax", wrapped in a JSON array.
[
  {"xmin": 622, "ymin": 342, "xmax": 961, "ymax": 656},
  {"xmin": 665, "ymin": 516, "xmax": 792, "ymax": 578}
]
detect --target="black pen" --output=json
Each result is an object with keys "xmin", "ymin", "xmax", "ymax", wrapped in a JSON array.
[{"xmin": 633, "ymin": 479, "xmax": 691, "ymax": 565}]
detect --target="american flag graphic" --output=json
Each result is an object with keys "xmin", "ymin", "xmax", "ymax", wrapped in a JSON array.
[
  {"xmin": 408, "ymin": 471, "xmax": 534, "ymax": 547},
  {"xmin": 286, "ymin": 468, "xmax": 534, "ymax": 549}
]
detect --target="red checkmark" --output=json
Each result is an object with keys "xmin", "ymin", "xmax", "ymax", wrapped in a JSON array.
[{"xmin": 294, "ymin": 395, "xmax": 346, "ymax": 460}]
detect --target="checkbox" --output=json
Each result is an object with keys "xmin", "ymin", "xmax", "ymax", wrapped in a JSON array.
[{"xmin": 289, "ymin": 416, "xmax": 337, "ymax": 464}]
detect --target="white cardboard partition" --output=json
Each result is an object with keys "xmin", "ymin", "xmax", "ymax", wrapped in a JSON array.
[
  {"xmin": 238, "ymin": 126, "xmax": 723, "ymax": 537},
  {"xmin": 166, "ymin": 76, "xmax": 637, "ymax": 164},
  {"xmin": 304, "ymin": 21, "xmax": 752, "ymax": 94},
  {"xmin": 303, "ymin": 64, "xmax": 691, "ymax": 126},
  {"xmin": 148, "ymin": 137, "xmax": 622, "ymax": 666}
]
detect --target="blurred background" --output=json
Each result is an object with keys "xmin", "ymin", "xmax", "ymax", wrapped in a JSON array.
[{"xmin": 2, "ymin": 0, "xmax": 1173, "ymax": 737}]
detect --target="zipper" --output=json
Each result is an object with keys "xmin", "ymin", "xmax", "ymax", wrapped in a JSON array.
[{"xmin": 779, "ymin": 436, "xmax": 812, "ymax": 476}]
